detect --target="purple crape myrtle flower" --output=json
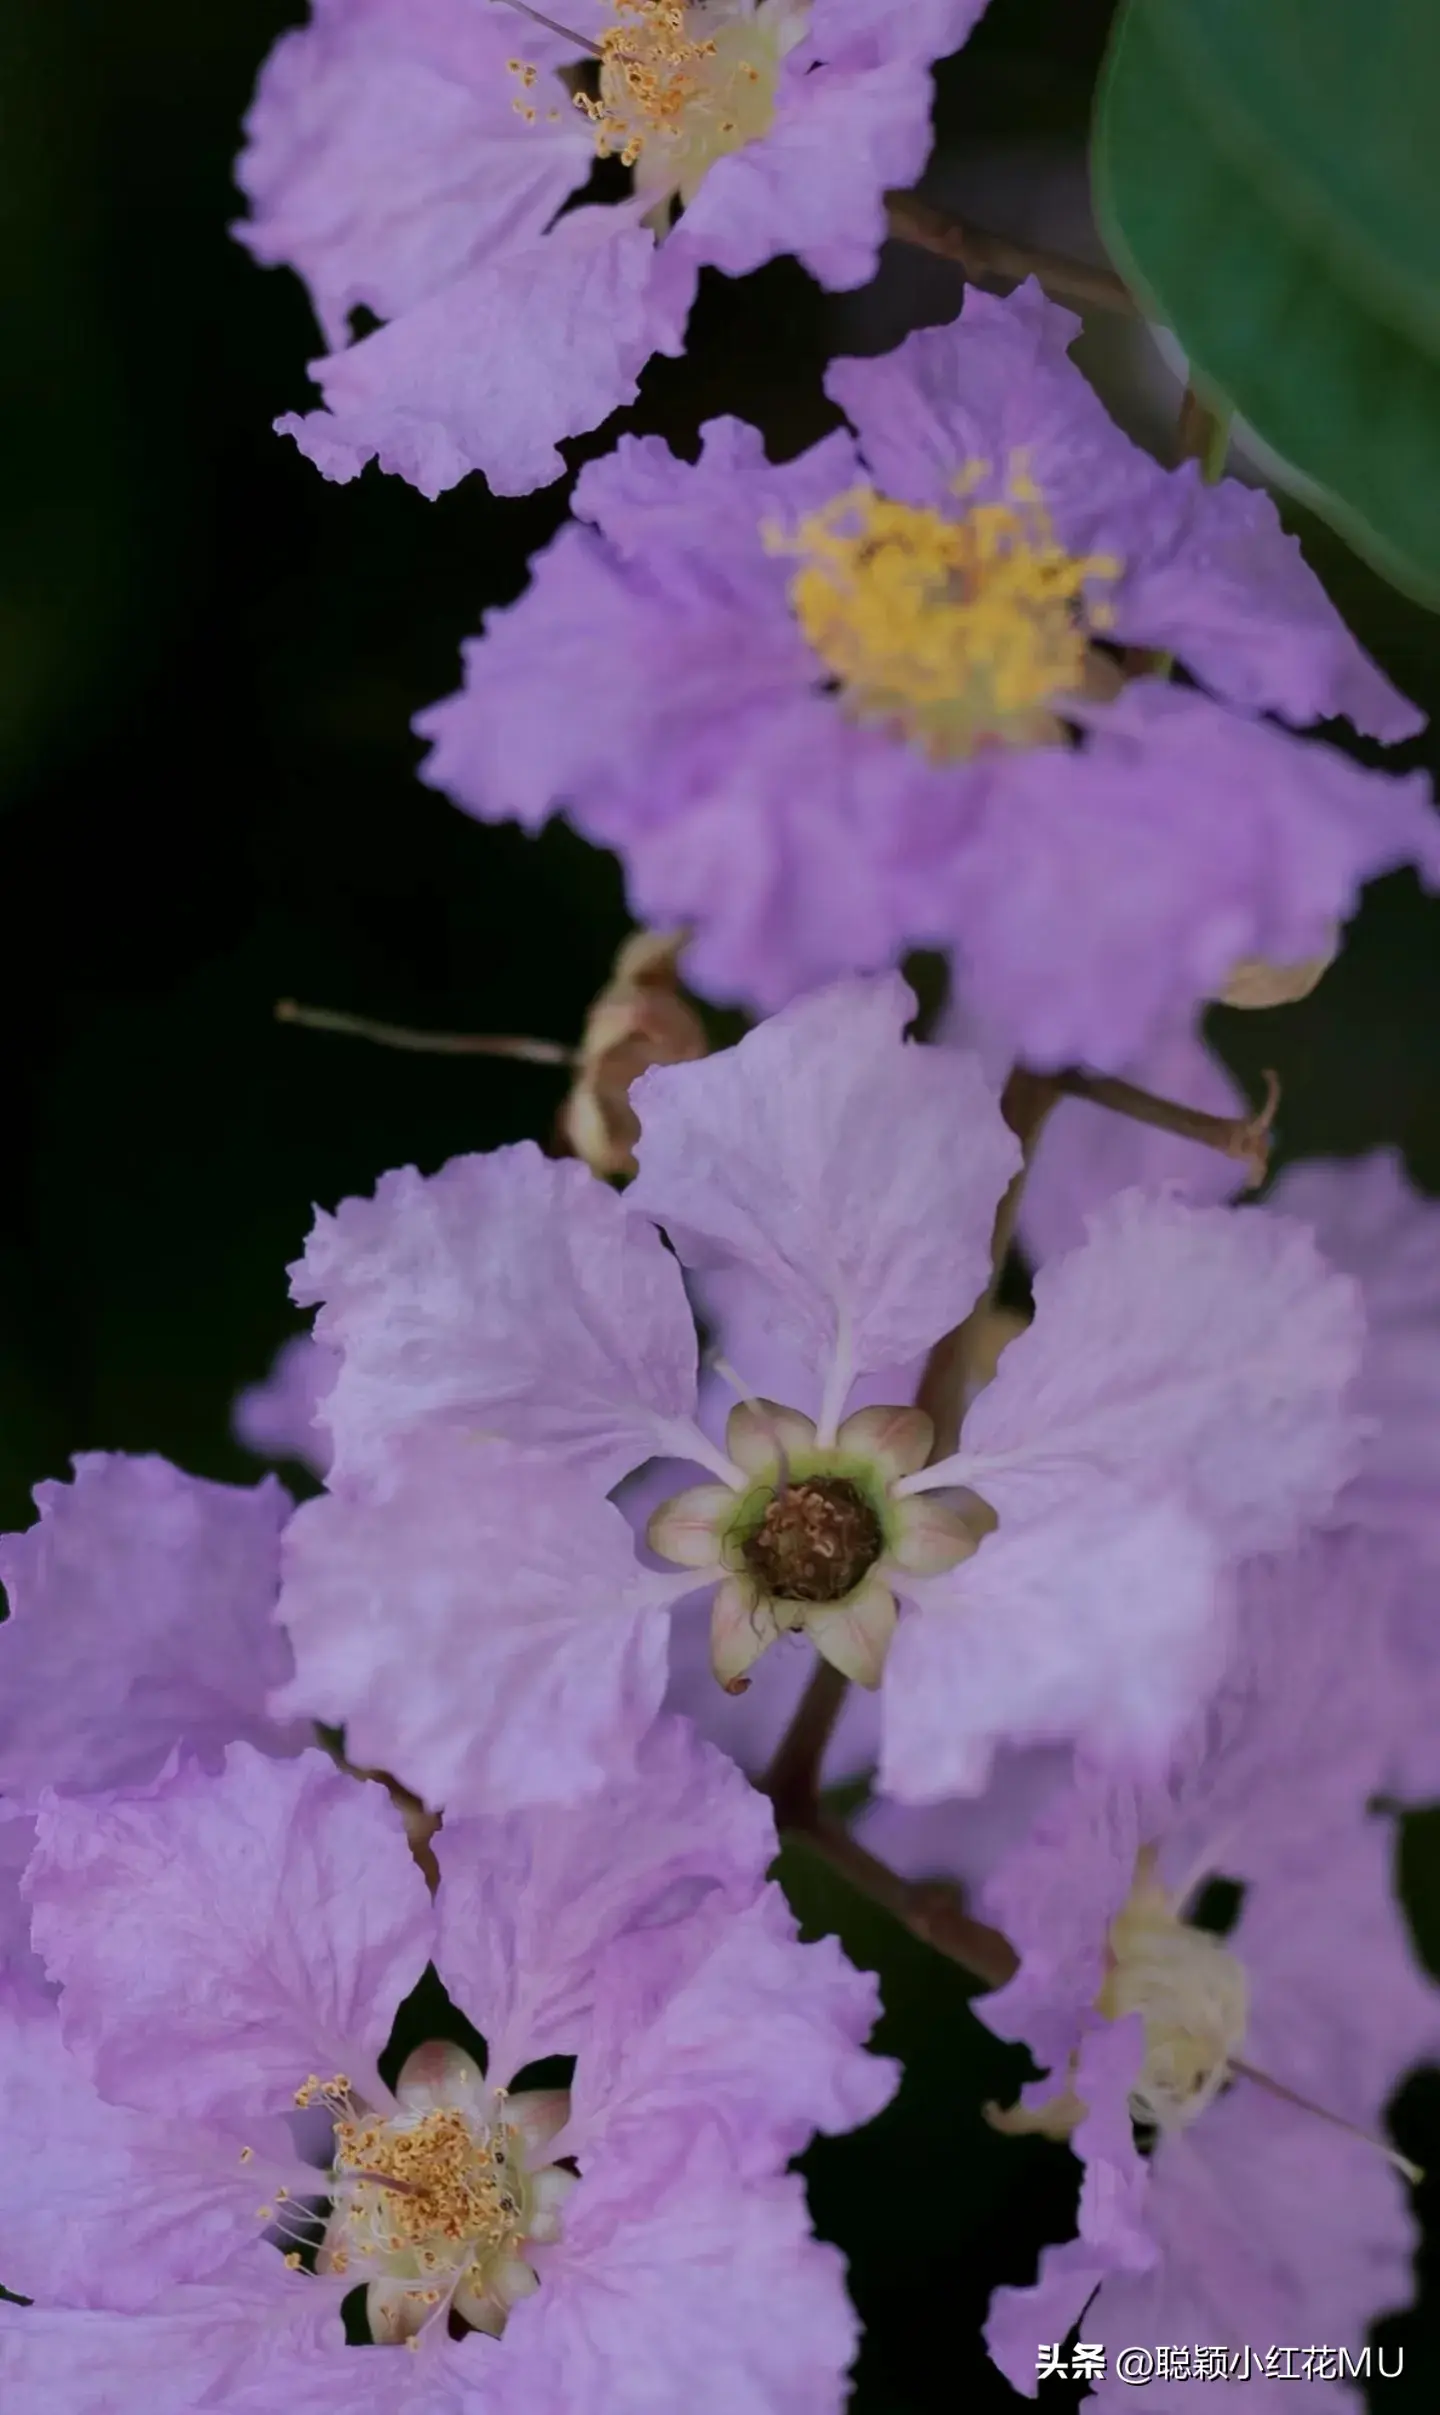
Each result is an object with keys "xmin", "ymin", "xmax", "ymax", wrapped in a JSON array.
[
  {"xmin": 233, "ymin": 1332, "xmax": 339, "ymax": 1477},
  {"xmin": 0, "ymin": 1454, "xmax": 308, "ymax": 1986},
  {"xmin": 0, "ymin": 1724, "xmax": 893, "ymax": 2413},
  {"xmin": 234, "ymin": 0, "xmax": 988, "ymax": 500},
  {"xmin": 417, "ymin": 279, "xmax": 1436, "ymax": 1057},
  {"xmin": 971, "ymin": 1538, "xmax": 1438, "ymax": 2403},
  {"xmin": 274, "ymin": 973, "xmax": 1363, "ymax": 1814}
]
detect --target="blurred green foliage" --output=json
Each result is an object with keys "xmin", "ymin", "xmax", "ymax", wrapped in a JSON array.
[{"xmin": 1094, "ymin": 0, "xmax": 1440, "ymax": 604}]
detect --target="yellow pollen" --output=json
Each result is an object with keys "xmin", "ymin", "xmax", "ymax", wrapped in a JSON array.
[
  {"xmin": 574, "ymin": 0, "xmax": 783, "ymax": 200},
  {"xmin": 768, "ymin": 463, "xmax": 1120, "ymax": 763},
  {"xmin": 334, "ymin": 2106, "xmax": 520, "ymax": 2259}
]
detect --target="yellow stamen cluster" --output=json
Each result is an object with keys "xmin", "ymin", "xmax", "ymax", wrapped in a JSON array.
[
  {"xmin": 770, "ymin": 464, "xmax": 1119, "ymax": 762},
  {"xmin": 577, "ymin": 2, "xmax": 717, "ymax": 165},
  {"xmin": 571, "ymin": 0, "xmax": 778, "ymax": 201},
  {"xmin": 334, "ymin": 2106, "xmax": 521, "ymax": 2263},
  {"xmin": 293, "ymin": 2071, "xmax": 353, "ymax": 2110}
]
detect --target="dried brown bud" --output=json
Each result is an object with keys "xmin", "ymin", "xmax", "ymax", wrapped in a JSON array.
[{"xmin": 557, "ymin": 929, "xmax": 708, "ymax": 1180}]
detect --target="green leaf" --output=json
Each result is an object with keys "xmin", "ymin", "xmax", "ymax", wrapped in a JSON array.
[{"xmin": 1092, "ymin": 0, "xmax": 1440, "ymax": 607}]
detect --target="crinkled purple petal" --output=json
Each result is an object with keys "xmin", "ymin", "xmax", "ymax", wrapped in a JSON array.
[
  {"xmin": 1110, "ymin": 470, "xmax": 1423, "ymax": 743},
  {"xmin": 234, "ymin": 0, "xmax": 590, "ymax": 349},
  {"xmin": 232, "ymin": 1333, "xmax": 337, "ymax": 1476},
  {"xmin": 984, "ymin": 2235, "xmax": 1113, "ymax": 2401},
  {"xmin": 506, "ymin": 2151, "xmax": 860, "ymax": 2415},
  {"xmin": 628, "ymin": 975, "xmax": 1019, "ymax": 1387},
  {"xmin": 0, "ymin": 1977, "xmax": 312, "ymax": 2311},
  {"xmin": 930, "ymin": 681, "xmax": 1440, "ymax": 1071},
  {"xmin": 0, "ymin": 1805, "xmax": 41, "ymax": 1988},
  {"xmin": 1269, "ymin": 1150, "xmax": 1440, "ymax": 1563},
  {"xmin": 0, "ymin": 1455, "xmax": 304, "ymax": 1801},
  {"xmin": 952, "ymin": 1188, "xmax": 1364, "ymax": 1558},
  {"xmin": 433, "ymin": 1714, "xmax": 774, "ymax": 2082},
  {"xmin": 828, "ymin": 279, "xmax": 1420, "ymax": 738},
  {"xmin": 291, "ymin": 1141, "xmax": 698, "ymax": 1490},
  {"xmin": 416, "ymin": 418, "xmax": 975, "ymax": 1011},
  {"xmin": 26, "ymin": 1744, "xmax": 434, "ymax": 2124},
  {"xmin": 275, "ymin": 1435, "xmax": 682, "ymax": 1815},
  {"xmin": 281, "ymin": 206, "xmax": 687, "ymax": 499},
  {"xmin": 570, "ymin": 1885, "xmax": 895, "ymax": 2173},
  {"xmin": 1083, "ymin": 2096, "xmax": 1416, "ymax": 2408},
  {"xmin": 672, "ymin": 50, "xmax": 935, "ymax": 291},
  {"xmin": 813, "ymin": 0, "xmax": 992, "ymax": 59},
  {"xmin": 882, "ymin": 1486, "xmax": 1227, "ymax": 1802},
  {"xmin": 0, "ymin": 2273, "xmax": 339, "ymax": 2415}
]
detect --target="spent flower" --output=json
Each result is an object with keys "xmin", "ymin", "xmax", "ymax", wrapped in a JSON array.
[{"xmin": 274, "ymin": 974, "xmax": 1363, "ymax": 1811}]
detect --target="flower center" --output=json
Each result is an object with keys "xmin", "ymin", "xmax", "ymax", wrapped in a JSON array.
[
  {"xmin": 1097, "ymin": 1860, "xmax": 1249, "ymax": 2132},
  {"xmin": 741, "ymin": 1474, "xmax": 882, "ymax": 1603},
  {"xmin": 332, "ymin": 2104, "xmax": 523, "ymax": 2271},
  {"xmin": 576, "ymin": 0, "xmax": 787, "ymax": 201},
  {"xmin": 769, "ymin": 471, "xmax": 1120, "ymax": 762},
  {"xmin": 290, "ymin": 2057, "xmax": 575, "ymax": 2341}
]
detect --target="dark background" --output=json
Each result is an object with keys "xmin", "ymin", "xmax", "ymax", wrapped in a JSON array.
[{"xmin": 2, "ymin": 0, "xmax": 1438, "ymax": 2403}]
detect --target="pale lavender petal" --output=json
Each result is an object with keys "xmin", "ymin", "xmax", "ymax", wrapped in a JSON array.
[
  {"xmin": 882, "ymin": 1489, "xmax": 1226, "ymax": 1801},
  {"xmin": 569, "ymin": 1885, "xmax": 895, "ymax": 2171},
  {"xmin": 291, "ymin": 1141, "xmax": 698, "ymax": 1490},
  {"xmin": 0, "ymin": 1805, "xmax": 41, "ymax": 1987},
  {"xmin": 857, "ymin": 1741, "xmax": 1071, "ymax": 1895},
  {"xmin": 955, "ymin": 1188, "xmax": 1364, "ymax": 1557},
  {"xmin": 934, "ymin": 684, "xmax": 1440, "ymax": 1073},
  {"xmin": 0, "ymin": 1978, "xmax": 310, "ymax": 2310},
  {"xmin": 275, "ymin": 1435, "xmax": 681, "ymax": 1815},
  {"xmin": 673, "ymin": 50, "xmax": 935, "ymax": 291},
  {"xmin": 984, "ymin": 2238, "xmax": 1112, "ymax": 2401},
  {"xmin": 433, "ymin": 1715, "xmax": 775, "ymax": 2081},
  {"xmin": 1111, "ymin": 472, "xmax": 1424, "ymax": 743},
  {"xmin": 232, "ymin": 1334, "xmax": 337, "ymax": 1476},
  {"xmin": 1085, "ymin": 2098, "xmax": 1416, "ymax": 2408},
  {"xmin": 234, "ymin": 0, "xmax": 590, "ymax": 348},
  {"xmin": 506, "ymin": 2154, "xmax": 859, "ymax": 2415},
  {"xmin": 0, "ymin": 2274, "xmax": 338, "ymax": 2415},
  {"xmin": 1269, "ymin": 1151, "xmax": 1440, "ymax": 1563},
  {"xmin": 280, "ymin": 207, "xmax": 685, "ymax": 499},
  {"xmin": 629, "ymin": 975, "xmax": 1019, "ymax": 1388},
  {"xmin": 812, "ymin": 0, "xmax": 992, "ymax": 57},
  {"xmin": 0, "ymin": 1455, "xmax": 304, "ymax": 1801},
  {"xmin": 26, "ymin": 1744, "xmax": 434, "ymax": 2123}
]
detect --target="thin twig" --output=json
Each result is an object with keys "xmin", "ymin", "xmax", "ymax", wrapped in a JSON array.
[
  {"xmin": 1053, "ymin": 1065, "xmax": 1280, "ymax": 1188},
  {"xmin": 799, "ymin": 1819, "xmax": 1020, "ymax": 1992},
  {"xmin": 885, "ymin": 192, "xmax": 1136, "ymax": 316},
  {"xmin": 1175, "ymin": 380, "xmax": 1232, "ymax": 480},
  {"xmin": 276, "ymin": 1000, "xmax": 574, "ymax": 1067},
  {"xmin": 764, "ymin": 1659, "xmax": 852, "ymax": 1833}
]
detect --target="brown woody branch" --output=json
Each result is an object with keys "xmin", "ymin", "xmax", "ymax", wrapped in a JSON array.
[{"xmin": 885, "ymin": 192, "xmax": 1136, "ymax": 317}]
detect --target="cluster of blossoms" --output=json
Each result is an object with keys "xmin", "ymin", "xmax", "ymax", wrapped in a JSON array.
[{"xmin": 6, "ymin": 2, "xmax": 1440, "ymax": 2408}]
